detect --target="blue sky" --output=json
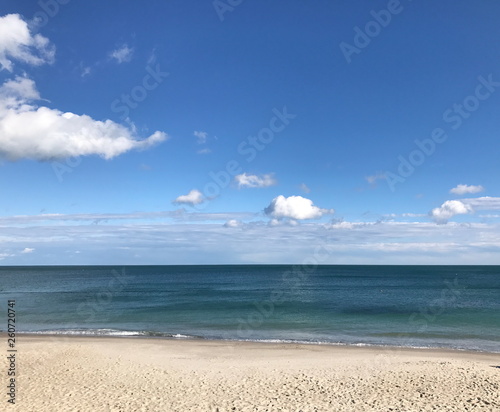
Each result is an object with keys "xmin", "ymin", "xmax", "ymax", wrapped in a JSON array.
[{"xmin": 1, "ymin": 0, "xmax": 499, "ymax": 264}]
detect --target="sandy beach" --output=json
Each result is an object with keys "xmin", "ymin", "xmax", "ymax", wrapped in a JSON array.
[{"xmin": 4, "ymin": 334, "xmax": 497, "ymax": 411}]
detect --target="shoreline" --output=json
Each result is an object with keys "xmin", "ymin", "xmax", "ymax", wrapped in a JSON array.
[
  {"xmin": 8, "ymin": 333, "xmax": 500, "ymax": 411},
  {"xmin": 8, "ymin": 331, "xmax": 500, "ymax": 356}
]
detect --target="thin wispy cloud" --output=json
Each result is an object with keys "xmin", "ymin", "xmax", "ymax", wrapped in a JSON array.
[
  {"xmin": 235, "ymin": 173, "xmax": 276, "ymax": 188},
  {"xmin": 109, "ymin": 44, "xmax": 134, "ymax": 64},
  {"xmin": 194, "ymin": 130, "xmax": 208, "ymax": 144},
  {"xmin": 299, "ymin": 183, "xmax": 311, "ymax": 193},
  {"xmin": 365, "ymin": 172, "xmax": 387, "ymax": 185}
]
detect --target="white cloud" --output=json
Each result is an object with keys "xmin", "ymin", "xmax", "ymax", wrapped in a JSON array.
[
  {"xmin": 173, "ymin": 189, "xmax": 204, "ymax": 206},
  {"xmin": 3, "ymin": 218, "xmax": 500, "ymax": 265},
  {"xmin": 21, "ymin": 247, "xmax": 34, "ymax": 254},
  {"xmin": 264, "ymin": 195, "xmax": 334, "ymax": 220},
  {"xmin": 109, "ymin": 44, "xmax": 134, "ymax": 64},
  {"xmin": 0, "ymin": 14, "xmax": 55, "ymax": 71},
  {"xmin": 430, "ymin": 200, "xmax": 473, "ymax": 224},
  {"xmin": 462, "ymin": 196, "xmax": 500, "ymax": 211},
  {"xmin": 197, "ymin": 148, "xmax": 211, "ymax": 155},
  {"xmin": 194, "ymin": 131, "xmax": 208, "ymax": 144},
  {"xmin": 224, "ymin": 219, "xmax": 242, "ymax": 228},
  {"xmin": 0, "ymin": 76, "xmax": 167, "ymax": 160},
  {"xmin": 328, "ymin": 221, "xmax": 361, "ymax": 229},
  {"xmin": 235, "ymin": 173, "xmax": 277, "ymax": 188},
  {"xmin": 450, "ymin": 184, "xmax": 485, "ymax": 195},
  {"xmin": 0, "ymin": 75, "xmax": 40, "ymax": 100},
  {"xmin": 430, "ymin": 197, "xmax": 500, "ymax": 224}
]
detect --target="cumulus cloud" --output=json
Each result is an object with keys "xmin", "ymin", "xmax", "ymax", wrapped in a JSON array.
[
  {"xmin": 0, "ymin": 76, "xmax": 167, "ymax": 160},
  {"xmin": 194, "ymin": 131, "xmax": 208, "ymax": 144},
  {"xmin": 0, "ymin": 14, "xmax": 55, "ymax": 71},
  {"xmin": 173, "ymin": 189, "xmax": 204, "ymax": 206},
  {"xmin": 235, "ymin": 173, "xmax": 277, "ymax": 188},
  {"xmin": 450, "ymin": 184, "xmax": 485, "ymax": 195},
  {"xmin": 109, "ymin": 44, "xmax": 134, "ymax": 64},
  {"xmin": 224, "ymin": 219, "xmax": 242, "ymax": 228},
  {"xmin": 264, "ymin": 195, "xmax": 334, "ymax": 220},
  {"xmin": 21, "ymin": 247, "xmax": 34, "ymax": 254},
  {"xmin": 430, "ymin": 197, "xmax": 500, "ymax": 224},
  {"xmin": 0, "ymin": 75, "xmax": 40, "ymax": 101},
  {"xmin": 430, "ymin": 200, "xmax": 473, "ymax": 224}
]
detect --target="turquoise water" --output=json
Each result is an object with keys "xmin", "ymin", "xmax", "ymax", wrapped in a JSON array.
[{"xmin": 0, "ymin": 265, "xmax": 499, "ymax": 352}]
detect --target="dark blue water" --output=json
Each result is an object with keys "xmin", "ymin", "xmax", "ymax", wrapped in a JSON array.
[{"xmin": 0, "ymin": 265, "xmax": 499, "ymax": 352}]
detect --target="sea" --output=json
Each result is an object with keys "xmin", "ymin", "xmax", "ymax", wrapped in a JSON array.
[{"xmin": 1, "ymin": 265, "xmax": 499, "ymax": 353}]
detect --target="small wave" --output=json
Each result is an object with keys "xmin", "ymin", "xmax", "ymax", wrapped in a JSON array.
[
  {"xmin": 21, "ymin": 328, "xmax": 202, "ymax": 339},
  {"xmin": 17, "ymin": 329, "xmax": 500, "ymax": 353}
]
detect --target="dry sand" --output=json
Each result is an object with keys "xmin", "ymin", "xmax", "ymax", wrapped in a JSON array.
[{"xmin": 7, "ymin": 334, "xmax": 500, "ymax": 411}]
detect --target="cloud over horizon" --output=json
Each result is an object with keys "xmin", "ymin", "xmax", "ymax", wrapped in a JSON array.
[
  {"xmin": 430, "ymin": 200, "xmax": 473, "ymax": 224},
  {"xmin": 430, "ymin": 197, "xmax": 500, "ymax": 224},
  {"xmin": 173, "ymin": 189, "xmax": 205, "ymax": 206},
  {"xmin": 264, "ymin": 195, "xmax": 334, "ymax": 220}
]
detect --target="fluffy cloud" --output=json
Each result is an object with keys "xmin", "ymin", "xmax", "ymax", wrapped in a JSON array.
[
  {"xmin": 264, "ymin": 195, "xmax": 334, "ymax": 220},
  {"xmin": 449, "ymin": 184, "xmax": 485, "ymax": 195},
  {"xmin": 0, "ymin": 76, "xmax": 167, "ymax": 160},
  {"xmin": 109, "ymin": 44, "xmax": 134, "ymax": 64},
  {"xmin": 430, "ymin": 200, "xmax": 473, "ymax": 224},
  {"xmin": 224, "ymin": 219, "xmax": 242, "ymax": 228},
  {"xmin": 173, "ymin": 189, "xmax": 204, "ymax": 206},
  {"xmin": 0, "ymin": 14, "xmax": 55, "ymax": 71},
  {"xmin": 430, "ymin": 197, "xmax": 500, "ymax": 223},
  {"xmin": 235, "ymin": 173, "xmax": 277, "ymax": 188},
  {"xmin": 21, "ymin": 247, "xmax": 34, "ymax": 254}
]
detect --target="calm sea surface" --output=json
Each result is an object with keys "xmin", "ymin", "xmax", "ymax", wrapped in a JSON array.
[{"xmin": 1, "ymin": 265, "xmax": 499, "ymax": 352}]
